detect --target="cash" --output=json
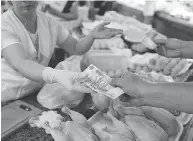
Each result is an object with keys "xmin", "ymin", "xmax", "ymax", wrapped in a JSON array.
[
  {"xmin": 141, "ymin": 37, "xmax": 157, "ymax": 49},
  {"xmin": 141, "ymin": 30, "xmax": 157, "ymax": 49},
  {"xmin": 83, "ymin": 64, "xmax": 124, "ymax": 99}
]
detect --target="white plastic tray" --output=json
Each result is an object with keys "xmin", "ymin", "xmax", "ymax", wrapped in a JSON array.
[
  {"xmin": 176, "ymin": 113, "xmax": 193, "ymax": 125},
  {"xmin": 88, "ymin": 111, "xmax": 183, "ymax": 141}
]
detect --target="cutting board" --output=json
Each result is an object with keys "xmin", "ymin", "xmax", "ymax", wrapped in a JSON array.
[{"xmin": 1, "ymin": 100, "xmax": 42, "ymax": 139}]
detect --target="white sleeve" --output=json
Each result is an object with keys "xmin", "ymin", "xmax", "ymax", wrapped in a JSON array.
[{"xmin": 1, "ymin": 29, "xmax": 21, "ymax": 51}]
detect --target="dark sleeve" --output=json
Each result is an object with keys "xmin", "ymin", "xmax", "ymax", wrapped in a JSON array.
[
  {"xmin": 93, "ymin": 1, "xmax": 113, "ymax": 16},
  {"xmin": 79, "ymin": 1, "xmax": 86, "ymax": 6},
  {"xmin": 62, "ymin": 1, "xmax": 75, "ymax": 13}
]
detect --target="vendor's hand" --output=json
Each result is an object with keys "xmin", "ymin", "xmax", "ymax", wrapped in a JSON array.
[
  {"xmin": 54, "ymin": 70, "xmax": 93, "ymax": 93},
  {"xmin": 91, "ymin": 21, "xmax": 123, "ymax": 39},
  {"xmin": 110, "ymin": 72, "xmax": 149, "ymax": 106},
  {"xmin": 154, "ymin": 38, "xmax": 183, "ymax": 58}
]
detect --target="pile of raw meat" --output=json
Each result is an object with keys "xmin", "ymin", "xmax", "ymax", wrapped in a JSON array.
[{"xmin": 29, "ymin": 104, "xmax": 181, "ymax": 141}]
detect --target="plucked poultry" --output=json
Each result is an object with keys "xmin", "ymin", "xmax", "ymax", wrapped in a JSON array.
[
  {"xmin": 89, "ymin": 102, "xmax": 180, "ymax": 141},
  {"xmin": 91, "ymin": 37, "xmax": 126, "ymax": 50},
  {"xmin": 90, "ymin": 102, "xmax": 137, "ymax": 141},
  {"xmin": 128, "ymin": 53, "xmax": 192, "ymax": 80},
  {"xmin": 29, "ymin": 103, "xmax": 180, "ymax": 141},
  {"xmin": 29, "ymin": 107, "xmax": 99, "ymax": 141}
]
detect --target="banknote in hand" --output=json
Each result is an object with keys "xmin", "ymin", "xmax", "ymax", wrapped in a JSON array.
[{"xmin": 83, "ymin": 64, "xmax": 124, "ymax": 99}]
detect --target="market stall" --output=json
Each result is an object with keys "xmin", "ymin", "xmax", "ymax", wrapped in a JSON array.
[
  {"xmin": 154, "ymin": 11, "xmax": 193, "ymax": 41},
  {"xmin": 153, "ymin": 0, "xmax": 193, "ymax": 41},
  {"xmin": 2, "ymin": 11, "xmax": 193, "ymax": 140},
  {"xmin": 1, "ymin": 1, "xmax": 193, "ymax": 141}
]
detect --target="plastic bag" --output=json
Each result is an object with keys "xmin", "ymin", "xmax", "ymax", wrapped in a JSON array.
[{"xmin": 37, "ymin": 56, "xmax": 85, "ymax": 109}]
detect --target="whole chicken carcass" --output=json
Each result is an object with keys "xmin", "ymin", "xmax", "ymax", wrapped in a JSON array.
[
  {"xmin": 29, "ymin": 107, "xmax": 99, "ymax": 141},
  {"xmin": 116, "ymin": 106, "xmax": 180, "ymax": 141},
  {"xmin": 92, "ymin": 112, "xmax": 136, "ymax": 141},
  {"xmin": 61, "ymin": 107, "xmax": 99, "ymax": 141},
  {"xmin": 122, "ymin": 115, "xmax": 168, "ymax": 141},
  {"xmin": 91, "ymin": 102, "xmax": 136, "ymax": 141}
]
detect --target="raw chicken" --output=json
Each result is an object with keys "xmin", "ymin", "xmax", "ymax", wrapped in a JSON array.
[
  {"xmin": 128, "ymin": 63, "xmax": 137, "ymax": 72},
  {"xmin": 130, "ymin": 53, "xmax": 158, "ymax": 67},
  {"xmin": 170, "ymin": 58, "xmax": 192, "ymax": 77},
  {"xmin": 142, "ymin": 66, "xmax": 151, "ymax": 73},
  {"xmin": 90, "ymin": 103, "xmax": 181, "ymax": 141},
  {"xmin": 105, "ymin": 112, "xmax": 137, "ymax": 141},
  {"xmin": 163, "ymin": 58, "xmax": 181, "ymax": 75},
  {"xmin": 116, "ymin": 106, "xmax": 173, "ymax": 141},
  {"xmin": 124, "ymin": 26, "xmax": 147, "ymax": 43},
  {"xmin": 112, "ymin": 105, "xmax": 179, "ymax": 140},
  {"xmin": 147, "ymin": 71, "xmax": 174, "ymax": 82},
  {"xmin": 29, "ymin": 107, "xmax": 99, "ymax": 141},
  {"xmin": 113, "ymin": 105, "xmax": 145, "ymax": 119},
  {"xmin": 89, "ymin": 101, "xmax": 136, "ymax": 141},
  {"xmin": 122, "ymin": 115, "xmax": 168, "ymax": 141},
  {"xmin": 171, "ymin": 59, "xmax": 188, "ymax": 78},
  {"xmin": 129, "ymin": 54, "xmax": 145, "ymax": 65},
  {"xmin": 140, "ymin": 107, "xmax": 180, "ymax": 137},
  {"xmin": 110, "ymin": 48, "xmax": 132, "ymax": 58},
  {"xmin": 92, "ymin": 93, "xmax": 110, "ymax": 110},
  {"xmin": 135, "ymin": 66, "xmax": 143, "ymax": 73},
  {"xmin": 154, "ymin": 56, "xmax": 170, "ymax": 71},
  {"xmin": 131, "ymin": 43, "xmax": 148, "ymax": 53},
  {"xmin": 91, "ymin": 112, "xmax": 136, "ymax": 141}
]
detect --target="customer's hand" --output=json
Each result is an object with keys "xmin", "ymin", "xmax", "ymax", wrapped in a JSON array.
[
  {"xmin": 154, "ymin": 38, "xmax": 183, "ymax": 58},
  {"xmin": 110, "ymin": 72, "xmax": 149, "ymax": 106},
  {"xmin": 91, "ymin": 21, "xmax": 123, "ymax": 39}
]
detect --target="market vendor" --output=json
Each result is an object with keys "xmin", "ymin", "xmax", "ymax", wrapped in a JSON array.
[
  {"xmin": 1, "ymin": 1, "xmax": 122, "ymax": 102},
  {"xmin": 110, "ymin": 38, "xmax": 193, "ymax": 114}
]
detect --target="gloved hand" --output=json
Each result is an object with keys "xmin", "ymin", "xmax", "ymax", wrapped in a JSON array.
[{"xmin": 42, "ymin": 67, "xmax": 93, "ymax": 93}]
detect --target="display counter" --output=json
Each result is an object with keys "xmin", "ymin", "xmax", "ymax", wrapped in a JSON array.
[
  {"xmin": 116, "ymin": 3, "xmax": 193, "ymax": 41},
  {"xmin": 154, "ymin": 12, "xmax": 193, "ymax": 41},
  {"xmin": 115, "ymin": 3, "xmax": 144, "ymax": 22}
]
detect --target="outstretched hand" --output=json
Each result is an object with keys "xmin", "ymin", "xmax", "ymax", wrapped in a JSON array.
[{"xmin": 91, "ymin": 21, "xmax": 123, "ymax": 39}]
